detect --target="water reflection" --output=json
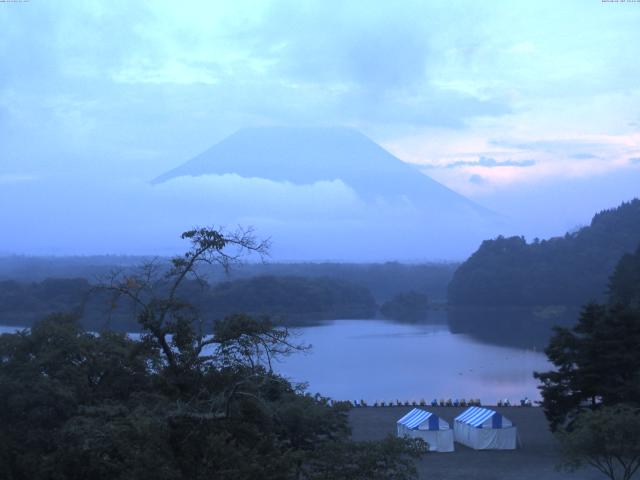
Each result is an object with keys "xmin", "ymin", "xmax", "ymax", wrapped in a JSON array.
[
  {"xmin": 275, "ymin": 318, "xmax": 552, "ymax": 404},
  {"xmin": 447, "ymin": 306, "xmax": 579, "ymax": 349},
  {"xmin": 1, "ymin": 308, "xmax": 572, "ymax": 404}
]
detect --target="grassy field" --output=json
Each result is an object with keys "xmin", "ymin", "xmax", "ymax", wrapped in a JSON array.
[{"xmin": 349, "ymin": 406, "xmax": 604, "ymax": 480}]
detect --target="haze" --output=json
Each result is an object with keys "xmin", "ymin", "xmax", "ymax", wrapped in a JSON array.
[{"xmin": 1, "ymin": 1, "xmax": 639, "ymax": 260}]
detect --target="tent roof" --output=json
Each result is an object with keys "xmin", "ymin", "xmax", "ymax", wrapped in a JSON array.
[
  {"xmin": 455, "ymin": 407, "xmax": 507, "ymax": 427},
  {"xmin": 397, "ymin": 408, "xmax": 436, "ymax": 429}
]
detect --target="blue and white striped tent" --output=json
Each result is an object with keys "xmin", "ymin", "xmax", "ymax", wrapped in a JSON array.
[
  {"xmin": 396, "ymin": 408, "xmax": 454, "ymax": 452},
  {"xmin": 454, "ymin": 407, "xmax": 517, "ymax": 450}
]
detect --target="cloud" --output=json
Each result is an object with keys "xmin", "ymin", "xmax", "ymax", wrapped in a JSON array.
[
  {"xmin": 0, "ymin": 174, "xmax": 38, "ymax": 184},
  {"xmin": 0, "ymin": 0, "xmax": 513, "ymax": 155},
  {"xmin": 507, "ymin": 41, "xmax": 537, "ymax": 55},
  {"xmin": 630, "ymin": 157, "xmax": 640, "ymax": 165},
  {"xmin": 469, "ymin": 174, "xmax": 486, "ymax": 185},
  {"xmin": 0, "ymin": 174, "xmax": 500, "ymax": 260},
  {"xmin": 1, "ymin": 0, "xmax": 639, "ymax": 219},
  {"xmin": 489, "ymin": 138, "xmax": 608, "ymax": 154},
  {"xmin": 445, "ymin": 156, "xmax": 535, "ymax": 168}
]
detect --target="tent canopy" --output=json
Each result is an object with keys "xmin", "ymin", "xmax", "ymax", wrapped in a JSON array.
[
  {"xmin": 397, "ymin": 408, "xmax": 448, "ymax": 431},
  {"xmin": 455, "ymin": 406, "xmax": 513, "ymax": 429},
  {"xmin": 397, "ymin": 408, "xmax": 454, "ymax": 452}
]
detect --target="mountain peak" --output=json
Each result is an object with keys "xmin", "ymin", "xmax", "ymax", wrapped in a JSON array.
[
  {"xmin": 153, "ymin": 126, "xmax": 397, "ymax": 185},
  {"xmin": 152, "ymin": 126, "xmax": 487, "ymax": 213}
]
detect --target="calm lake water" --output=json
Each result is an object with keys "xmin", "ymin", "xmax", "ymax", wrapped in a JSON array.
[
  {"xmin": 0, "ymin": 316, "xmax": 552, "ymax": 404},
  {"xmin": 275, "ymin": 317, "xmax": 551, "ymax": 404}
]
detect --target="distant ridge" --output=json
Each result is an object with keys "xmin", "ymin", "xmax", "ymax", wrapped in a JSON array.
[
  {"xmin": 152, "ymin": 126, "xmax": 493, "ymax": 218},
  {"xmin": 448, "ymin": 198, "xmax": 640, "ymax": 307}
]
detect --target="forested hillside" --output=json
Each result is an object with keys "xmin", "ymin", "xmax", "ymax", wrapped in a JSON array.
[
  {"xmin": 0, "ymin": 275, "xmax": 377, "ymax": 330},
  {"xmin": 0, "ymin": 259, "xmax": 457, "ymax": 302},
  {"xmin": 202, "ymin": 275, "xmax": 377, "ymax": 323},
  {"xmin": 448, "ymin": 199, "xmax": 640, "ymax": 307}
]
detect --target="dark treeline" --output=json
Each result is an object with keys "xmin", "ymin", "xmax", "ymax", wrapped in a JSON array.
[
  {"xmin": 0, "ymin": 278, "xmax": 93, "ymax": 327},
  {"xmin": 448, "ymin": 199, "xmax": 640, "ymax": 307},
  {"xmin": 202, "ymin": 275, "xmax": 377, "ymax": 324},
  {"xmin": 380, "ymin": 291, "xmax": 430, "ymax": 323},
  {"xmin": 225, "ymin": 262, "xmax": 457, "ymax": 303},
  {"xmin": 0, "ymin": 275, "xmax": 378, "ymax": 331},
  {"xmin": 0, "ymin": 260, "xmax": 456, "ymax": 330},
  {"xmin": 0, "ymin": 258, "xmax": 458, "ymax": 303}
]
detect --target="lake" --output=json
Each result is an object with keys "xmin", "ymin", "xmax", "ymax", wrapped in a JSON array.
[
  {"xmin": 0, "ymin": 316, "xmax": 552, "ymax": 405},
  {"xmin": 275, "ymin": 317, "xmax": 551, "ymax": 404}
]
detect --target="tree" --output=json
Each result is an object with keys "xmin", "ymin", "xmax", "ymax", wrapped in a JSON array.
[
  {"xmin": 534, "ymin": 304, "xmax": 640, "ymax": 429},
  {"xmin": 380, "ymin": 291, "xmax": 429, "ymax": 322},
  {"xmin": 534, "ymin": 244, "xmax": 640, "ymax": 478},
  {"xmin": 448, "ymin": 199, "xmax": 640, "ymax": 308},
  {"xmin": 557, "ymin": 405, "xmax": 640, "ymax": 480},
  {"xmin": 608, "ymin": 244, "xmax": 640, "ymax": 310},
  {"xmin": 101, "ymin": 226, "xmax": 271, "ymax": 373},
  {"xmin": 0, "ymin": 313, "xmax": 159, "ymax": 480},
  {"xmin": 534, "ymin": 246, "xmax": 640, "ymax": 430},
  {"xmin": 302, "ymin": 436, "xmax": 427, "ymax": 480},
  {"xmin": 0, "ymin": 227, "xmax": 425, "ymax": 479}
]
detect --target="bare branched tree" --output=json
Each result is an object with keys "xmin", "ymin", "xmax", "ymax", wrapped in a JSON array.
[
  {"xmin": 99, "ymin": 226, "xmax": 272, "ymax": 369},
  {"xmin": 95, "ymin": 226, "xmax": 311, "ymax": 421}
]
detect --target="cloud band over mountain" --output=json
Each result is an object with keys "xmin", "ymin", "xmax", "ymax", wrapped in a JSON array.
[{"xmin": 444, "ymin": 157, "xmax": 536, "ymax": 169}]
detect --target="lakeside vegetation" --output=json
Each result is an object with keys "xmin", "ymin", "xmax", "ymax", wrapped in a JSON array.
[
  {"xmin": 0, "ymin": 258, "xmax": 457, "ymax": 303},
  {"xmin": 0, "ymin": 275, "xmax": 375, "ymax": 331},
  {"xmin": 380, "ymin": 291, "xmax": 430, "ymax": 322},
  {"xmin": 448, "ymin": 199, "xmax": 640, "ymax": 308},
  {"xmin": 534, "ymin": 243, "xmax": 640, "ymax": 480},
  {"xmin": 0, "ymin": 258, "xmax": 457, "ymax": 330}
]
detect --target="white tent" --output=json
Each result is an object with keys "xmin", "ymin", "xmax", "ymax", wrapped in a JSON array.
[
  {"xmin": 453, "ymin": 406, "xmax": 518, "ymax": 450},
  {"xmin": 396, "ymin": 408, "xmax": 454, "ymax": 452}
]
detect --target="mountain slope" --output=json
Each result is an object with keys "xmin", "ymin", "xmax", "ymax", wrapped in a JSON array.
[
  {"xmin": 448, "ymin": 199, "xmax": 640, "ymax": 306},
  {"xmin": 153, "ymin": 126, "xmax": 491, "ymax": 217}
]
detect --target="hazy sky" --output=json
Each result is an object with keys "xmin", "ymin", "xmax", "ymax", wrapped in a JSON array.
[{"xmin": 1, "ymin": 1, "xmax": 639, "ymax": 258}]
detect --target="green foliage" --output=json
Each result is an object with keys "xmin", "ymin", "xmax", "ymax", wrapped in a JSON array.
[
  {"xmin": 0, "ymin": 314, "xmax": 159, "ymax": 479},
  {"xmin": 535, "ymin": 246, "xmax": 640, "ymax": 430},
  {"xmin": 0, "ymin": 256, "xmax": 458, "ymax": 331},
  {"xmin": 0, "ymin": 275, "xmax": 377, "ymax": 331},
  {"xmin": 608, "ymin": 244, "xmax": 640, "ymax": 310},
  {"xmin": 449, "ymin": 199, "xmax": 640, "ymax": 307},
  {"xmin": 380, "ymin": 291, "xmax": 429, "ymax": 322},
  {"xmin": 0, "ymin": 311, "xmax": 423, "ymax": 479},
  {"xmin": 204, "ymin": 275, "xmax": 377, "ymax": 323},
  {"xmin": 0, "ymin": 228, "xmax": 423, "ymax": 479},
  {"xmin": 0, "ymin": 278, "xmax": 90, "ymax": 326},
  {"xmin": 557, "ymin": 405, "xmax": 640, "ymax": 480},
  {"xmin": 302, "ymin": 436, "xmax": 426, "ymax": 480},
  {"xmin": 535, "ymin": 303, "xmax": 640, "ymax": 430}
]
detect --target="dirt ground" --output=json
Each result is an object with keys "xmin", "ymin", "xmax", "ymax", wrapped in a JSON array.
[{"xmin": 349, "ymin": 406, "xmax": 605, "ymax": 480}]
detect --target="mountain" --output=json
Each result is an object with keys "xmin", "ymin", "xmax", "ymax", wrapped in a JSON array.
[
  {"xmin": 448, "ymin": 199, "xmax": 640, "ymax": 307},
  {"xmin": 153, "ymin": 126, "xmax": 490, "ymax": 216},
  {"xmin": 152, "ymin": 126, "xmax": 505, "ymax": 260}
]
